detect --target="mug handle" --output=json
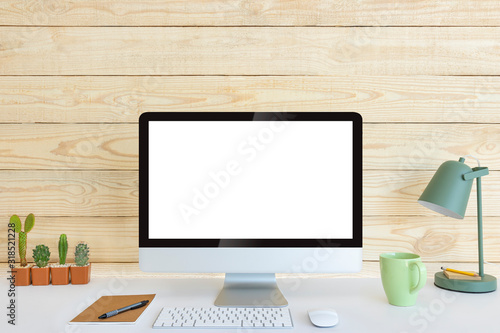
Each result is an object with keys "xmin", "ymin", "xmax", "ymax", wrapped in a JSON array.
[{"xmin": 410, "ymin": 261, "xmax": 427, "ymax": 295}]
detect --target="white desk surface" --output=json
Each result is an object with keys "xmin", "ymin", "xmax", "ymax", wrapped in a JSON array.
[{"xmin": 2, "ymin": 277, "xmax": 498, "ymax": 332}]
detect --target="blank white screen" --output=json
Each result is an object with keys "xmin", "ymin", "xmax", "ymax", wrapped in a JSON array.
[{"xmin": 149, "ymin": 121, "xmax": 352, "ymax": 239}]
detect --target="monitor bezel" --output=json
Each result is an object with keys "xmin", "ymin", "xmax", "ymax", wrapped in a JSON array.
[{"xmin": 139, "ymin": 112, "xmax": 362, "ymax": 248}]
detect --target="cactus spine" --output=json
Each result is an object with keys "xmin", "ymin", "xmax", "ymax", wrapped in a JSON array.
[
  {"xmin": 11, "ymin": 214, "xmax": 35, "ymax": 267},
  {"xmin": 32, "ymin": 244, "xmax": 50, "ymax": 268},
  {"xmin": 74, "ymin": 242, "xmax": 89, "ymax": 266},
  {"xmin": 58, "ymin": 234, "xmax": 68, "ymax": 265}
]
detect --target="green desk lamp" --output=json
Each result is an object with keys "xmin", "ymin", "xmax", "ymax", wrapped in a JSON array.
[{"xmin": 418, "ymin": 156, "xmax": 497, "ymax": 293}]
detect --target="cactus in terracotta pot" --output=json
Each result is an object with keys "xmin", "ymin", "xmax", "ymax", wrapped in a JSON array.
[
  {"xmin": 31, "ymin": 244, "xmax": 50, "ymax": 285},
  {"xmin": 11, "ymin": 214, "xmax": 35, "ymax": 267},
  {"xmin": 32, "ymin": 244, "xmax": 50, "ymax": 268},
  {"xmin": 51, "ymin": 234, "xmax": 70, "ymax": 285},
  {"xmin": 71, "ymin": 242, "xmax": 91, "ymax": 284},
  {"xmin": 58, "ymin": 234, "xmax": 68, "ymax": 265}
]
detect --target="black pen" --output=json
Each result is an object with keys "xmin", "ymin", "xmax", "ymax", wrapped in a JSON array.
[{"xmin": 98, "ymin": 300, "xmax": 149, "ymax": 319}]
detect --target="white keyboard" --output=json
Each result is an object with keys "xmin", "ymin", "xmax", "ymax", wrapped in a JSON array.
[{"xmin": 153, "ymin": 307, "xmax": 293, "ymax": 329}]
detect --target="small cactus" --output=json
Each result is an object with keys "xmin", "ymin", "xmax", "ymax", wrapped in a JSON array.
[
  {"xmin": 58, "ymin": 234, "xmax": 68, "ymax": 265},
  {"xmin": 11, "ymin": 213, "xmax": 35, "ymax": 267},
  {"xmin": 32, "ymin": 244, "xmax": 50, "ymax": 268},
  {"xmin": 74, "ymin": 242, "xmax": 89, "ymax": 266}
]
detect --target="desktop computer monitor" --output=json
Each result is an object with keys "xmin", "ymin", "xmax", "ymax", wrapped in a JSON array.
[{"xmin": 139, "ymin": 112, "xmax": 362, "ymax": 307}]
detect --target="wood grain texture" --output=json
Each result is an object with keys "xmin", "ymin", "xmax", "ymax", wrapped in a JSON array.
[
  {"xmin": 363, "ymin": 124, "xmax": 500, "ymax": 171},
  {"xmin": 364, "ymin": 170, "xmax": 500, "ymax": 216},
  {"xmin": 363, "ymin": 216, "xmax": 500, "ymax": 262},
  {"xmin": 1, "ymin": 1, "xmax": 500, "ymax": 27},
  {"xmin": 0, "ymin": 124, "xmax": 138, "ymax": 169},
  {"xmin": 0, "ymin": 170, "xmax": 499, "ymax": 217},
  {"xmin": 2, "ymin": 1, "xmax": 500, "ymax": 269},
  {"xmin": 0, "ymin": 171, "xmax": 137, "ymax": 216},
  {"xmin": 1, "ymin": 76, "xmax": 500, "ymax": 123},
  {"xmin": 2, "ymin": 217, "xmax": 137, "ymax": 263},
  {"xmin": 2, "ymin": 27, "xmax": 500, "ymax": 75}
]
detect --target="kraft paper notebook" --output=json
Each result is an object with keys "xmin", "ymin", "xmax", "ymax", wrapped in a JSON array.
[{"xmin": 69, "ymin": 294, "xmax": 155, "ymax": 324}]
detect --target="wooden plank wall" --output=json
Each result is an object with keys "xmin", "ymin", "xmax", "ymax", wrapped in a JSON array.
[{"xmin": 1, "ymin": 1, "xmax": 500, "ymax": 276}]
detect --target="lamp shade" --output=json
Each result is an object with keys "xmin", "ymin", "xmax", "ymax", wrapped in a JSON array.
[{"xmin": 418, "ymin": 159, "xmax": 473, "ymax": 219}]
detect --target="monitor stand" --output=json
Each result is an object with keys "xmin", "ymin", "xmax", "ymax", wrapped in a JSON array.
[{"xmin": 214, "ymin": 273, "xmax": 288, "ymax": 307}]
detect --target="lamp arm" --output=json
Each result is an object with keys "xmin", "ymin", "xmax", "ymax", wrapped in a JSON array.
[
  {"xmin": 464, "ymin": 166, "xmax": 488, "ymax": 277},
  {"xmin": 476, "ymin": 176, "xmax": 484, "ymax": 277},
  {"xmin": 463, "ymin": 167, "xmax": 489, "ymax": 180}
]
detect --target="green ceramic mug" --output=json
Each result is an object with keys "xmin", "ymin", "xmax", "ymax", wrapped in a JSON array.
[{"xmin": 380, "ymin": 252, "xmax": 427, "ymax": 306}]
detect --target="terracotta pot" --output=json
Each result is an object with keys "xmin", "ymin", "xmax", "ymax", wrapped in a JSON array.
[
  {"xmin": 31, "ymin": 266, "xmax": 50, "ymax": 286},
  {"xmin": 70, "ymin": 263, "xmax": 91, "ymax": 284},
  {"xmin": 12, "ymin": 265, "xmax": 31, "ymax": 286},
  {"xmin": 50, "ymin": 265, "xmax": 70, "ymax": 285}
]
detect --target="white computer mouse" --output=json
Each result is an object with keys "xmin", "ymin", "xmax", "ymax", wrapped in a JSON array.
[{"xmin": 308, "ymin": 308, "xmax": 339, "ymax": 328}]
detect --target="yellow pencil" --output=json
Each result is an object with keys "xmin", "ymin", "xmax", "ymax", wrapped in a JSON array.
[{"xmin": 441, "ymin": 267, "xmax": 479, "ymax": 277}]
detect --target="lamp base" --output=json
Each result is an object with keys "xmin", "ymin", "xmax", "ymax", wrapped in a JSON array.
[{"xmin": 434, "ymin": 272, "xmax": 497, "ymax": 293}]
